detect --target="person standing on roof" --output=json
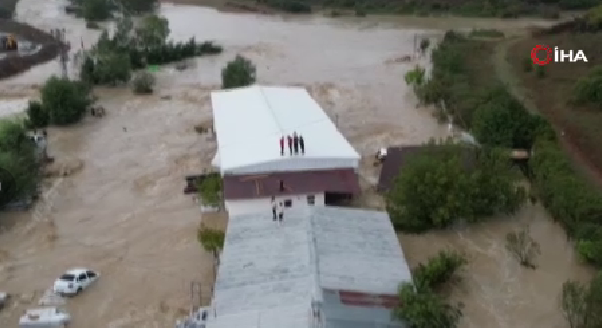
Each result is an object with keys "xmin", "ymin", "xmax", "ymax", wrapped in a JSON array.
[
  {"xmin": 299, "ymin": 134, "xmax": 305, "ymax": 155},
  {"xmin": 271, "ymin": 196, "xmax": 277, "ymax": 221},
  {"xmin": 278, "ymin": 202, "xmax": 284, "ymax": 224},
  {"xmin": 293, "ymin": 132, "xmax": 299, "ymax": 155},
  {"xmin": 279, "ymin": 136, "xmax": 284, "ymax": 156},
  {"xmin": 287, "ymin": 134, "xmax": 293, "ymax": 155}
]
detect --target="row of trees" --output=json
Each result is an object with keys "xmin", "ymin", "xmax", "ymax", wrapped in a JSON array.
[
  {"xmin": 248, "ymin": 0, "xmax": 599, "ymax": 18},
  {"xmin": 405, "ymin": 29, "xmax": 602, "ymax": 266},
  {"xmin": 81, "ymin": 14, "xmax": 223, "ymax": 89},
  {"xmin": 69, "ymin": 0, "xmax": 158, "ymax": 22}
]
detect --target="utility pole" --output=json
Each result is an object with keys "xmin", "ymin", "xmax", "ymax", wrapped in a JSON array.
[{"xmin": 52, "ymin": 28, "xmax": 69, "ymax": 79}]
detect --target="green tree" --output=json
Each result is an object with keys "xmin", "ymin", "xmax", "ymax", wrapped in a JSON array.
[
  {"xmin": 117, "ymin": 0, "xmax": 157, "ymax": 14},
  {"xmin": 82, "ymin": 0, "xmax": 112, "ymax": 21},
  {"xmin": 80, "ymin": 56, "xmax": 96, "ymax": 85},
  {"xmin": 386, "ymin": 141, "xmax": 524, "ymax": 232},
  {"xmin": 572, "ymin": 65, "xmax": 602, "ymax": 109},
  {"xmin": 41, "ymin": 77, "xmax": 91, "ymax": 125},
  {"xmin": 394, "ymin": 283, "xmax": 462, "ymax": 328},
  {"xmin": 413, "ymin": 250, "xmax": 467, "ymax": 292},
  {"xmin": 135, "ymin": 14, "xmax": 170, "ymax": 49},
  {"xmin": 221, "ymin": 55, "xmax": 256, "ymax": 89},
  {"xmin": 197, "ymin": 224, "xmax": 225, "ymax": 261},
  {"xmin": 25, "ymin": 101, "xmax": 48, "ymax": 129},
  {"xmin": 198, "ymin": 174, "xmax": 222, "ymax": 207},
  {"xmin": 0, "ymin": 119, "xmax": 38, "ymax": 206},
  {"xmin": 94, "ymin": 53, "xmax": 132, "ymax": 85}
]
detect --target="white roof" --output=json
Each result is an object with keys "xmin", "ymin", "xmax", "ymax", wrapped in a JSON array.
[
  {"xmin": 205, "ymin": 207, "xmax": 411, "ymax": 328},
  {"xmin": 211, "ymin": 86, "xmax": 360, "ymax": 175}
]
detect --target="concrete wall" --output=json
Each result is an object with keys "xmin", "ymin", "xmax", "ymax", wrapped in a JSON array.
[{"xmin": 225, "ymin": 193, "xmax": 325, "ymax": 217}]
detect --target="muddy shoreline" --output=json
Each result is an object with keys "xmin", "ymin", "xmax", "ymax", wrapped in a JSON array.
[{"xmin": 0, "ymin": 19, "xmax": 66, "ymax": 80}]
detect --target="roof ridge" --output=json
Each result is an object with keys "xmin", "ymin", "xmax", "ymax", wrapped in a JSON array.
[{"xmin": 257, "ymin": 86, "xmax": 285, "ymax": 135}]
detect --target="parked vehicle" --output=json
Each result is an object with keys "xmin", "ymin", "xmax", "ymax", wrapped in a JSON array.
[
  {"xmin": 52, "ymin": 268, "xmax": 99, "ymax": 296},
  {"xmin": 19, "ymin": 307, "xmax": 70, "ymax": 327}
]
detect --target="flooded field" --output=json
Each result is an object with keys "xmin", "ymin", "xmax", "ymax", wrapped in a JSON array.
[{"xmin": 0, "ymin": 0, "xmax": 591, "ymax": 327}]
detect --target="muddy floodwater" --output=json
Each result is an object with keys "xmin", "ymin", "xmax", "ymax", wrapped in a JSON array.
[{"xmin": 0, "ymin": 0, "xmax": 592, "ymax": 326}]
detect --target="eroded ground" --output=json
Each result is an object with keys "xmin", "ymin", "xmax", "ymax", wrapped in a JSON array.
[{"xmin": 0, "ymin": 1, "xmax": 588, "ymax": 327}]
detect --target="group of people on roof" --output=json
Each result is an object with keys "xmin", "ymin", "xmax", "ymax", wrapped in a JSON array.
[{"xmin": 279, "ymin": 132, "xmax": 305, "ymax": 156}]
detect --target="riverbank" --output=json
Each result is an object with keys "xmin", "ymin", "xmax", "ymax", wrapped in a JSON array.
[
  {"xmin": 162, "ymin": 0, "xmax": 591, "ymax": 18},
  {"xmin": 0, "ymin": 19, "xmax": 65, "ymax": 80}
]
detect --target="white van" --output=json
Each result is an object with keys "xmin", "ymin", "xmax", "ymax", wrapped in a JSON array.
[{"xmin": 19, "ymin": 307, "xmax": 71, "ymax": 327}]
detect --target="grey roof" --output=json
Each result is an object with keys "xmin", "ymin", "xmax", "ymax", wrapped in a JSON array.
[{"xmin": 205, "ymin": 207, "xmax": 411, "ymax": 328}]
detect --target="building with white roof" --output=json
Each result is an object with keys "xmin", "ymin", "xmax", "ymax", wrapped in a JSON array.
[
  {"xmin": 210, "ymin": 85, "xmax": 360, "ymax": 175},
  {"xmin": 177, "ymin": 206, "xmax": 412, "ymax": 328},
  {"xmin": 210, "ymin": 86, "xmax": 362, "ymax": 216}
]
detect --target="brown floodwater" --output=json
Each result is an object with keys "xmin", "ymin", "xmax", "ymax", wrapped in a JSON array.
[{"xmin": 0, "ymin": 0, "xmax": 591, "ymax": 326}]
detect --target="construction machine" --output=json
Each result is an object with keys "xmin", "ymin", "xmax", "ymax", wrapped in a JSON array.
[{"xmin": 1, "ymin": 34, "xmax": 18, "ymax": 51}]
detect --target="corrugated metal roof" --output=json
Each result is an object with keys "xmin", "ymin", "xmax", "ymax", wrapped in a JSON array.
[
  {"xmin": 205, "ymin": 207, "xmax": 411, "ymax": 328},
  {"xmin": 211, "ymin": 86, "xmax": 360, "ymax": 175},
  {"xmin": 222, "ymin": 168, "xmax": 360, "ymax": 200}
]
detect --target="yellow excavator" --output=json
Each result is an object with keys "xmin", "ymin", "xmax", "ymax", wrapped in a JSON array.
[{"xmin": 1, "ymin": 34, "xmax": 18, "ymax": 51}]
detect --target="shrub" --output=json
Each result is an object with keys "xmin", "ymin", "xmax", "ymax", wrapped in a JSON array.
[
  {"xmin": 413, "ymin": 250, "xmax": 467, "ymax": 291},
  {"xmin": 198, "ymin": 173, "xmax": 222, "ymax": 207},
  {"xmin": 132, "ymin": 71, "xmax": 155, "ymax": 94},
  {"xmin": 394, "ymin": 283, "xmax": 463, "ymax": 328},
  {"xmin": 506, "ymin": 228, "xmax": 541, "ymax": 269},
  {"xmin": 572, "ymin": 65, "xmax": 602, "ymax": 109},
  {"xmin": 25, "ymin": 101, "xmax": 48, "ymax": 129},
  {"xmin": 41, "ymin": 77, "xmax": 91, "ymax": 125},
  {"xmin": 221, "ymin": 55, "xmax": 257, "ymax": 89}
]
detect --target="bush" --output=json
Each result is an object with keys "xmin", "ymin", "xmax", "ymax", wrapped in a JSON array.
[
  {"xmin": 94, "ymin": 53, "xmax": 132, "ymax": 85},
  {"xmin": 221, "ymin": 55, "xmax": 257, "ymax": 89},
  {"xmin": 386, "ymin": 141, "xmax": 524, "ymax": 232},
  {"xmin": 394, "ymin": 250, "xmax": 466, "ymax": 328},
  {"xmin": 560, "ymin": 274, "xmax": 602, "ymax": 328},
  {"xmin": 572, "ymin": 65, "xmax": 602, "ymax": 109},
  {"xmin": 41, "ymin": 77, "xmax": 91, "ymax": 125},
  {"xmin": 469, "ymin": 28, "xmax": 504, "ymax": 38},
  {"xmin": 530, "ymin": 137, "xmax": 602, "ymax": 266},
  {"xmin": 471, "ymin": 86, "xmax": 542, "ymax": 149},
  {"xmin": 413, "ymin": 250, "xmax": 467, "ymax": 291},
  {"xmin": 0, "ymin": 119, "xmax": 39, "ymax": 206},
  {"xmin": 132, "ymin": 71, "xmax": 155, "ymax": 94},
  {"xmin": 197, "ymin": 224, "xmax": 225, "ymax": 261},
  {"xmin": 25, "ymin": 101, "xmax": 48, "ymax": 129},
  {"xmin": 198, "ymin": 173, "xmax": 222, "ymax": 207},
  {"xmin": 394, "ymin": 283, "xmax": 463, "ymax": 328}
]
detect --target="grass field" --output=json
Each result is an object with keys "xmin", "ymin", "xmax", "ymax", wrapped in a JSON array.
[{"xmin": 507, "ymin": 32, "xmax": 602, "ymax": 176}]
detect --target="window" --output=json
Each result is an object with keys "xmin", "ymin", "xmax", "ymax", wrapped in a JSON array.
[
  {"xmin": 284, "ymin": 199, "xmax": 292, "ymax": 207},
  {"xmin": 307, "ymin": 195, "xmax": 315, "ymax": 205},
  {"xmin": 78, "ymin": 273, "xmax": 87, "ymax": 281},
  {"xmin": 59, "ymin": 274, "xmax": 75, "ymax": 282},
  {"xmin": 87, "ymin": 271, "xmax": 97, "ymax": 278}
]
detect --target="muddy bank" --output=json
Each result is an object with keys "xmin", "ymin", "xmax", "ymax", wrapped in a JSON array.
[{"xmin": 0, "ymin": 19, "xmax": 66, "ymax": 80}]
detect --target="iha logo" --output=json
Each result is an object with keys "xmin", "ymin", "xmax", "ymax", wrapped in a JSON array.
[{"xmin": 531, "ymin": 45, "xmax": 588, "ymax": 66}]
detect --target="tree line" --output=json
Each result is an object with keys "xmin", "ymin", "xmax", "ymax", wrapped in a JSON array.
[{"xmin": 396, "ymin": 30, "xmax": 602, "ymax": 327}]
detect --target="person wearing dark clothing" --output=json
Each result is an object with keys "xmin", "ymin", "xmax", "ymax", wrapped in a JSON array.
[
  {"xmin": 287, "ymin": 135, "xmax": 293, "ymax": 155},
  {"xmin": 293, "ymin": 132, "xmax": 299, "ymax": 155},
  {"xmin": 299, "ymin": 135, "xmax": 305, "ymax": 154},
  {"xmin": 279, "ymin": 136, "xmax": 284, "ymax": 156},
  {"xmin": 278, "ymin": 202, "xmax": 284, "ymax": 222},
  {"xmin": 272, "ymin": 197, "xmax": 277, "ymax": 221}
]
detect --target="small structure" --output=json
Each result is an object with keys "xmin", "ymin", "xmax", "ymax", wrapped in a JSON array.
[
  {"xmin": 179, "ymin": 206, "xmax": 412, "ymax": 328},
  {"xmin": 209, "ymin": 85, "xmax": 361, "ymax": 215}
]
